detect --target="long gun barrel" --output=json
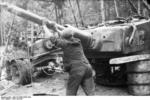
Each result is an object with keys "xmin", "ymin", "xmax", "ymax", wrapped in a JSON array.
[
  {"xmin": 0, "ymin": 2, "xmax": 65, "ymax": 31},
  {"xmin": 0, "ymin": 2, "xmax": 93, "ymax": 48}
]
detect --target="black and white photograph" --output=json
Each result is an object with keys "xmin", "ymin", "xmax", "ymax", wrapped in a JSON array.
[{"xmin": 0, "ymin": 0, "xmax": 150, "ymax": 99}]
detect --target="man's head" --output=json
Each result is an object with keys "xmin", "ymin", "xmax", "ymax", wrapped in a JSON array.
[{"xmin": 61, "ymin": 25, "xmax": 76, "ymax": 40}]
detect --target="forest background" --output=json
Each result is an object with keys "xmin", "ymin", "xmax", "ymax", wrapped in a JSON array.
[{"xmin": 0, "ymin": 0, "xmax": 150, "ymax": 45}]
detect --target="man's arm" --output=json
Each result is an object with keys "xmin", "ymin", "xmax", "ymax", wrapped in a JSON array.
[
  {"xmin": 42, "ymin": 23, "xmax": 69, "ymax": 48},
  {"xmin": 49, "ymin": 37, "xmax": 69, "ymax": 48},
  {"xmin": 43, "ymin": 23, "xmax": 54, "ymax": 37}
]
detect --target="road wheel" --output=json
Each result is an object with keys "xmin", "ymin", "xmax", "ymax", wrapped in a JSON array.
[
  {"xmin": 43, "ymin": 39, "xmax": 54, "ymax": 51},
  {"xmin": 10, "ymin": 59, "xmax": 32, "ymax": 85}
]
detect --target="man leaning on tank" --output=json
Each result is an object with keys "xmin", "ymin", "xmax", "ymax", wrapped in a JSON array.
[{"xmin": 42, "ymin": 21, "xmax": 95, "ymax": 96}]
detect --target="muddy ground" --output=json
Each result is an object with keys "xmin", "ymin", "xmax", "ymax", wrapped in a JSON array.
[{"xmin": 0, "ymin": 72, "xmax": 130, "ymax": 96}]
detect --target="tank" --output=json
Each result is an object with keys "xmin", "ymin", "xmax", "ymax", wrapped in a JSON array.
[{"xmin": 1, "ymin": 2, "xmax": 150, "ymax": 95}]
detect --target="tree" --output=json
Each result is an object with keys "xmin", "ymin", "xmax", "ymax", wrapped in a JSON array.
[{"xmin": 100, "ymin": 0, "xmax": 105, "ymax": 23}]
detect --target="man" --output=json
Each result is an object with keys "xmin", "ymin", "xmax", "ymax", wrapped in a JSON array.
[{"xmin": 43, "ymin": 22, "xmax": 95, "ymax": 96}]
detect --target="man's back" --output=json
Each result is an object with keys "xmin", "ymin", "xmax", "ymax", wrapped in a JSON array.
[{"xmin": 61, "ymin": 38, "xmax": 89, "ymax": 66}]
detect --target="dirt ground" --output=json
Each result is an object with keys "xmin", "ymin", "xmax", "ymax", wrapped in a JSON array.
[{"xmin": 0, "ymin": 72, "xmax": 130, "ymax": 96}]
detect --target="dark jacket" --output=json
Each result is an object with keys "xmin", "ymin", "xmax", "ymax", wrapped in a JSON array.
[{"xmin": 50, "ymin": 37, "xmax": 90, "ymax": 72}]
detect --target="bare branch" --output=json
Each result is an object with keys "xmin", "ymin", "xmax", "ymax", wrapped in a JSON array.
[
  {"xmin": 127, "ymin": 0, "xmax": 138, "ymax": 14},
  {"xmin": 142, "ymin": 0, "xmax": 150, "ymax": 12}
]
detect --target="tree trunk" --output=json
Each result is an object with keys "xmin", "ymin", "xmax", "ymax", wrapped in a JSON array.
[
  {"xmin": 100, "ymin": 0, "xmax": 105, "ymax": 23},
  {"xmin": 69, "ymin": 0, "xmax": 78, "ymax": 27},
  {"xmin": 114, "ymin": 0, "xmax": 119, "ymax": 17},
  {"xmin": 55, "ymin": 5, "xmax": 59, "ymax": 24},
  {"xmin": 138, "ymin": 0, "xmax": 141, "ymax": 15},
  {"xmin": 18, "ymin": 0, "xmax": 30, "ymax": 43},
  {"xmin": 0, "ymin": 5, "xmax": 2, "ymax": 46},
  {"xmin": 76, "ymin": 0, "xmax": 84, "ymax": 27}
]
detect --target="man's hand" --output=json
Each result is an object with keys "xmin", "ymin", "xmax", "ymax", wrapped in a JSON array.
[
  {"xmin": 42, "ymin": 19, "xmax": 54, "ymax": 38},
  {"xmin": 42, "ymin": 18, "xmax": 49, "ymax": 26},
  {"xmin": 42, "ymin": 19, "xmax": 62, "ymax": 37}
]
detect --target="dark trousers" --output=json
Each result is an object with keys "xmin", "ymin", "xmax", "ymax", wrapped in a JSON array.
[{"xmin": 66, "ymin": 63, "xmax": 95, "ymax": 96}]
